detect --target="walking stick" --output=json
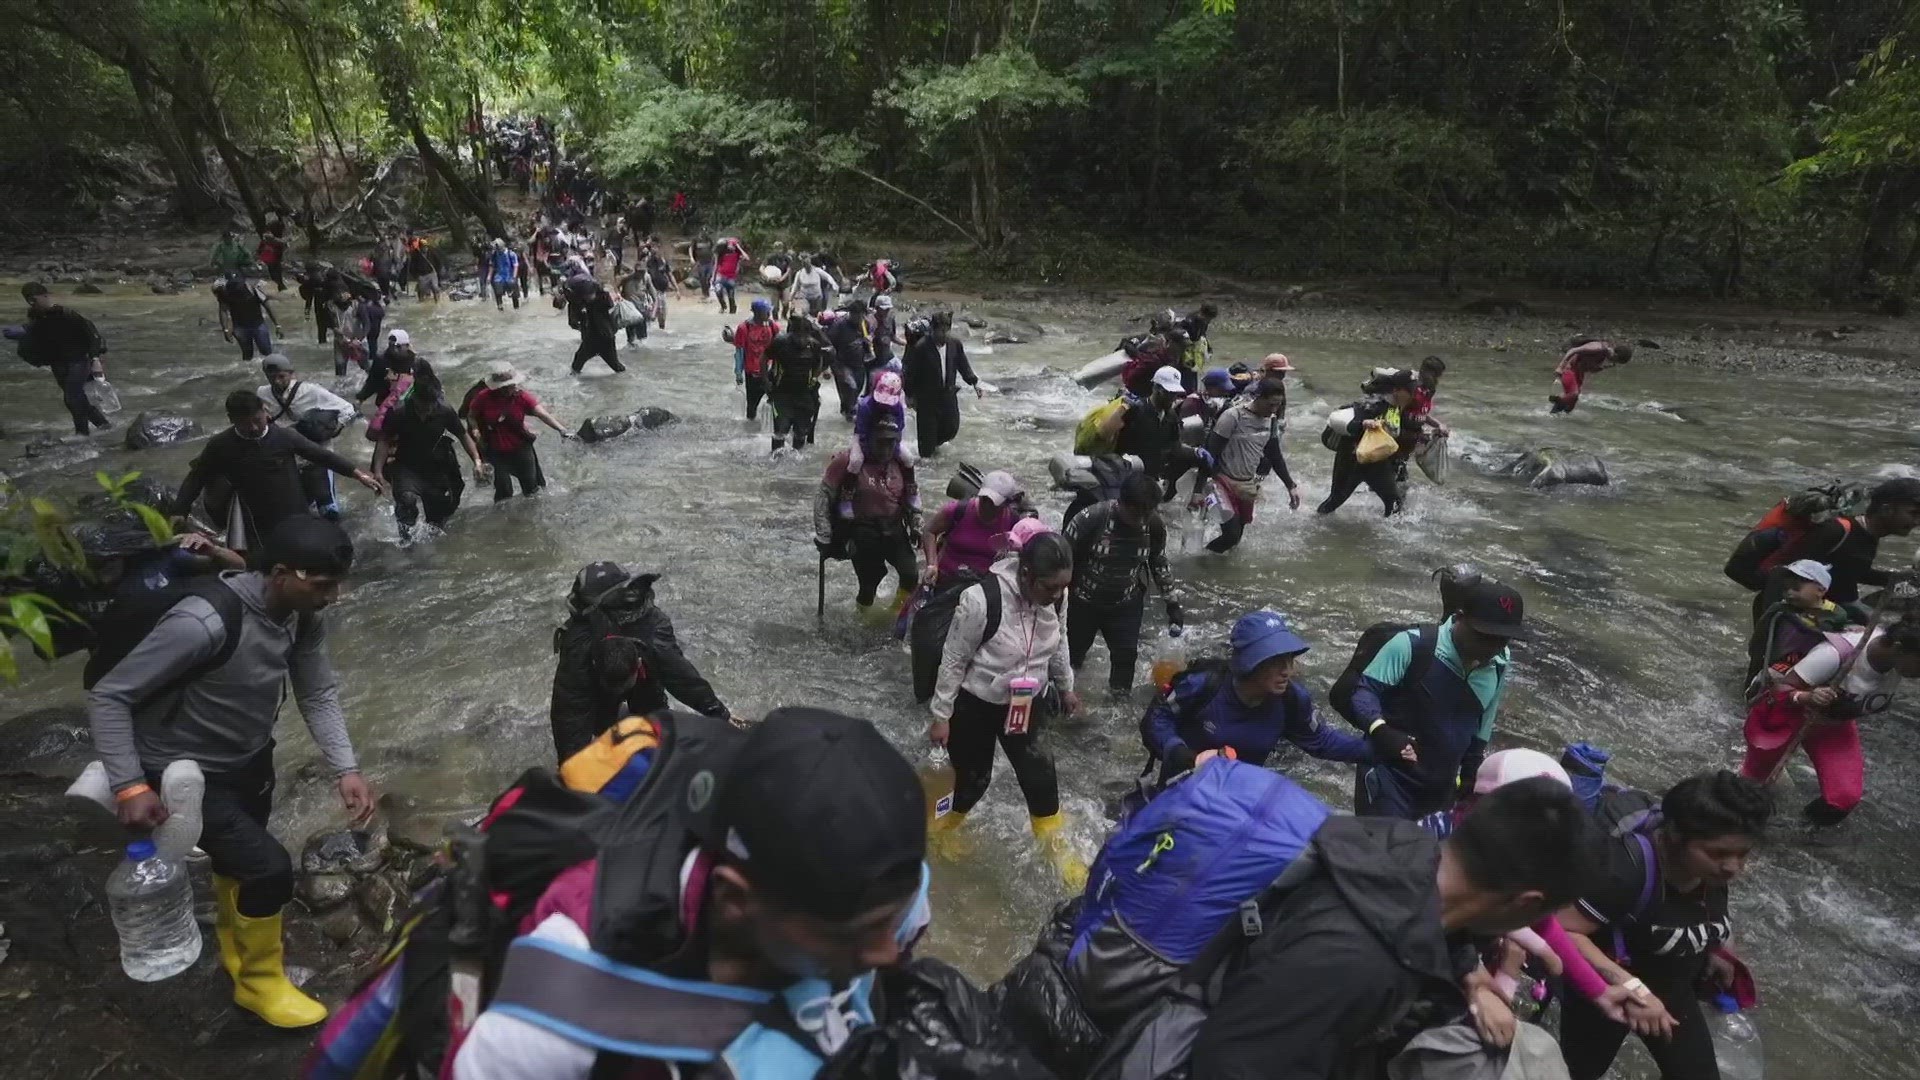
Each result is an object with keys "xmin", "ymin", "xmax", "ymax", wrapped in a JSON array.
[
  {"xmin": 817, "ymin": 554, "xmax": 827, "ymax": 625},
  {"xmin": 1763, "ymin": 577, "xmax": 1919, "ymax": 783}
]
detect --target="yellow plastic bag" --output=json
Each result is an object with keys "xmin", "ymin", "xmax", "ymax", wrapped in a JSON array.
[
  {"xmin": 1355, "ymin": 424, "xmax": 1399, "ymax": 465},
  {"xmin": 1074, "ymin": 398, "xmax": 1128, "ymax": 454}
]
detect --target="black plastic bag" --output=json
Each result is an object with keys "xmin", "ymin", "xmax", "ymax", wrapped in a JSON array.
[
  {"xmin": 125, "ymin": 411, "xmax": 200, "ymax": 450},
  {"xmin": 993, "ymin": 900, "xmax": 1106, "ymax": 1079},
  {"xmin": 819, "ymin": 957, "xmax": 1057, "ymax": 1080}
]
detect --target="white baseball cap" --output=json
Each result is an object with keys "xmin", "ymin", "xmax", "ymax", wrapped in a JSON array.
[
  {"xmin": 387, "ymin": 328, "xmax": 411, "ymax": 347},
  {"xmin": 1782, "ymin": 560, "xmax": 1832, "ymax": 591},
  {"xmin": 1151, "ymin": 366, "xmax": 1185, "ymax": 394},
  {"xmin": 1472, "ymin": 749, "xmax": 1571, "ymax": 796},
  {"xmin": 979, "ymin": 471, "xmax": 1024, "ymax": 506}
]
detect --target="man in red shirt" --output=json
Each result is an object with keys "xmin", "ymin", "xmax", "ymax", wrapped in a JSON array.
[
  {"xmin": 713, "ymin": 237, "xmax": 751, "ymax": 314},
  {"xmin": 465, "ymin": 361, "xmax": 575, "ymax": 501},
  {"xmin": 1550, "ymin": 338, "xmax": 1632, "ymax": 414},
  {"xmin": 732, "ymin": 300, "xmax": 779, "ymax": 423}
]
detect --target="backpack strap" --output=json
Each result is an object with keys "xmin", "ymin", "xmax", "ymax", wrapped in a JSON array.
[
  {"xmin": 269, "ymin": 381, "xmax": 302, "ymax": 423},
  {"xmin": 168, "ymin": 577, "xmax": 248, "ymax": 693},
  {"xmin": 489, "ymin": 936, "xmax": 771, "ymax": 1062},
  {"xmin": 971, "ymin": 578, "xmax": 1003, "ymax": 650}
]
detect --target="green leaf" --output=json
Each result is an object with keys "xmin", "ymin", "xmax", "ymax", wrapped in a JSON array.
[
  {"xmin": 9, "ymin": 595, "xmax": 55, "ymax": 659},
  {"xmin": 131, "ymin": 504, "xmax": 174, "ymax": 544}
]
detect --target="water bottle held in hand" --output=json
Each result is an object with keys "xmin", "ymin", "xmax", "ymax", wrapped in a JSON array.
[
  {"xmin": 1708, "ymin": 992, "xmax": 1765, "ymax": 1080},
  {"xmin": 919, "ymin": 747, "xmax": 956, "ymax": 824},
  {"xmin": 1151, "ymin": 628, "xmax": 1187, "ymax": 691},
  {"xmin": 107, "ymin": 838, "xmax": 203, "ymax": 982}
]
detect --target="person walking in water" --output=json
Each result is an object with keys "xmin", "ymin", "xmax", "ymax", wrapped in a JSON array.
[
  {"xmin": 1550, "ymin": 338, "xmax": 1632, "ymax": 414},
  {"xmin": 465, "ymin": 361, "xmax": 574, "ymax": 502},
  {"xmin": 88, "ymin": 517, "xmax": 375, "ymax": 1029},
  {"xmin": 15, "ymin": 282, "xmax": 112, "ymax": 436},
  {"xmin": 171, "ymin": 390, "xmax": 383, "ymax": 556},
  {"xmin": 929, "ymin": 528, "xmax": 1086, "ymax": 887},
  {"xmin": 1202, "ymin": 374, "xmax": 1300, "ymax": 554},
  {"xmin": 214, "ymin": 272, "xmax": 284, "ymax": 364},
  {"xmin": 256, "ymin": 354, "xmax": 358, "ymax": 519}
]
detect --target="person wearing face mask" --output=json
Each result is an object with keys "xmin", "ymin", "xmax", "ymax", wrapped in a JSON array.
[
  {"xmin": 1556, "ymin": 771, "xmax": 1773, "ymax": 1080},
  {"xmin": 1347, "ymin": 580, "xmax": 1526, "ymax": 820},
  {"xmin": 928, "ymin": 530, "xmax": 1086, "ymax": 888},
  {"xmin": 86, "ymin": 517, "xmax": 375, "ymax": 1029},
  {"xmin": 452, "ymin": 708, "xmax": 931, "ymax": 1080},
  {"xmin": 1183, "ymin": 775, "xmax": 1604, "ymax": 1080},
  {"xmin": 1141, "ymin": 610, "xmax": 1374, "ymax": 784},
  {"xmin": 171, "ymin": 390, "xmax": 383, "ymax": 556}
]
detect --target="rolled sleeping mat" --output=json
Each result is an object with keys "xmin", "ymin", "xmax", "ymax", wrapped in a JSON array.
[
  {"xmin": 1050, "ymin": 452, "xmax": 1096, "ymax": 492},
  {"xmin": 1073, "ymin": 349, "xmax": 1129, "ymax": 389}
]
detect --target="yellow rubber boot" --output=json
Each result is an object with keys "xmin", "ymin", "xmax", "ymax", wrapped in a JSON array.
[
  {"xmin": 927, "ymin": 810, "xmax": 972, "ymax": 859},
  {"xmin": 212, "ymin": 875, "xmax": 242, "ymax": 982},
  {"xmin": 1031, "ymin": 812, "xmax": 1089, "ymax": 892},
  {"xmin": 230, "ymin": 908, "xmax": 328, "ymax": 1028}
]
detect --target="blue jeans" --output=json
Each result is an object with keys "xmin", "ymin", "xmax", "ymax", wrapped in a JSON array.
[
  {"xmin": 235, "ymin": 321, "xmax": 273, "ymax": 362},
  {"xmin": 716, "ymin": 274, "xmax": 737, "ymax": 310}
]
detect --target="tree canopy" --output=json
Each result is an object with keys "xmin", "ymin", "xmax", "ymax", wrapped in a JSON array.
[{"xmin": 2, "ymin": 0, "xmax": 1916, "ymax": 302}]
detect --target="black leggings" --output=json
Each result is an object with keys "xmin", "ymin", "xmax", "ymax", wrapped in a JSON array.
[
  {"xmin": 948, "ymin": 689, "xmax": 1060, "ymax": 817},
  {"xmin": 392, "ymin": 468, "xmax": 462, "ymax": 538},
  {"xmin": 487, "ymin": 445, "xmax": 542, "ymax": 501},
  {"xmin": 1317, "ymin": 451, "xmax": 1403, "ymax": 516},
  {"xmin": 572, "ymin": 332, "xmax": 625, "ymax": 373},
  {"xmin": 744, "ymin": 374, "xmax": 769, "ymax": 420},
  {"xmin": 771, "ymin": 388, "xmax": 819, "ymax": 449},
  {"xmin": 848, "ymin": 527, "xmax": 919, "ymax": 605},
  {"xmin": 148, "ymin": 746, "xmax": 290, "ymax": 917},
  {"xmin": 1206, "ymin": 513, "xmax": 1248, "ymax": 553},
  {"xmin": 1067, "ymin": 594, "xmax": 1147, "ymax": 691},
  {"xmin": 915, "ymin": 393, "xmax": 960, "ymax": 458},
  {"xmin": 1560, "ymin": 961, "xmax": 1718, "ymax": 1080}
]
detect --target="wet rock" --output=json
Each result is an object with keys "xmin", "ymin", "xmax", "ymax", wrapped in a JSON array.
[
  {"xmin": 316, "ymin": 904, "xmax": 362, "ymax": 947},
  {"xmin": 73, "ymin": 283, "xmax": 104, "ymax": 295},
  {"xmin": 633, "ymin": 406, "xmax": 676, "ymax": 430},
  {"xmin": 297, "ymin": 872, "xmax": 356, "ymax": 910},
  {"xmin": 124, "ymin": 411, "xmax": 200, "ymax": 450},
  {"xmin": 300, "ymin": 820, "xmax": 390, "ymax": 877},
  {"xmin": 76, "ymin": 477, "xmax": 175, "ymax": 513},
  {"xmin": 1635, "ymin": 338, "xmax": 1662, "ymax": 350},
  {"xmin": 1505, "ymin": 447, "xmax": 1610, "ymax": 488},
  {"xmin": 354, "ymin": 873, "xmax": 403, "ymax": 933},
  {"xmin": 380, "ymin": 791, "xmax": 482, "ymax": 851},
  {"xmin": 23, "ymin": 433, "xmax": 68, "ymax": 457},
  {"xmin": 0, "ymin": 839, "xmax": 79, "ymax": 872},
  {"xmin": 987, "ymin": 332, "xmax": 1027, "ymax": 345},
  {"xmin": 1812, "ymin": 328, "xmax": 1847, "ymax": 342}
]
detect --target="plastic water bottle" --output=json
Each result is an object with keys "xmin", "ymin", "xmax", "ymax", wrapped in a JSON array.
[
  {"xmin": 1707, "ymin": 992, "xmax": 1765, "ymax": 1080},
  {"xmin": 1150, "ymin": 628, "xmax": 1187, "ymax": 690},
  {"xmin": 106, "ymin": 839, "xmax": 203, "ymax": 982},
  {"xmin": 919, "ymin": 748, "xmax": 956, "ymax": 824}
]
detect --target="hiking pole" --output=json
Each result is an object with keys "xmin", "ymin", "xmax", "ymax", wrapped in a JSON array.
[
  {"xmin": 817, "ymin": 554, "xmax": 827, "ymax": 624},
  {"xmin": 1764, "ymin": 577, "xmax": 1919, "ymax": 783}
]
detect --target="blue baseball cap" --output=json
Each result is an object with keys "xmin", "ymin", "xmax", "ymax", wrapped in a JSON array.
[
  {"xmin": 1201, "ymin": 368, "xmax": 1233, "ymax": 391},
  {"xmin": 1229, "ymin": 610, "xmax": 1310, "ymax": 675},
  {"xmin": 750, "ymin": 298, "xmax": 772, "ymax": 316}
]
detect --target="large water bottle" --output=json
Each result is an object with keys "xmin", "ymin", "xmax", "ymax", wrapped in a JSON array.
[
  {"xmin": 106, "ymin": 839, "xmax": 203, "ymax": 982},
  {"xmin": 1707, "ymin": 992, "xmax": 1765, "ymax": 1080}
]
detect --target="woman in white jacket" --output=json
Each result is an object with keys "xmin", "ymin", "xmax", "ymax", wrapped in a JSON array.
[{"xmin": 928, "ymin": 529, "xmax": 1086, "ymax": 887}]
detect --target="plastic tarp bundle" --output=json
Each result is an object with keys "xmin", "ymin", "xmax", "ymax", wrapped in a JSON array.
[
  {"xmin": 124, "ymin": 412, "xmax": 200, "ymax": 450},
  {"xmin": 820, "ymin": 957, "xmax": 1058, "ymax": 1080},
  {"xmin": 1415, "ymin": 435, "xmax": 1450, "ymax": 484},
  {"xmin": 994, "ymin": 901, "xmax": 1106, "ymax": 1080}
]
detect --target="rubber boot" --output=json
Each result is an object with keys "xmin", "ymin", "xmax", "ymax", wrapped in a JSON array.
[
  {"xmin": 1804, "ymin": 797, "xmax": 1852, "ymax": 828},
  {"xmin": 927, "ymin": 810, "xmax": 972, "ymax": 860},
  {"xmin": 1031, "ymin": 812, "xmax": 1089, "ymax": 891},
  {"xmin": 230, "ymin": 908, "xmax": 328, "ymax": 1028},
  {"xmin": 212, "ymin": 875, "xmax": 242, "ymax": 982}
]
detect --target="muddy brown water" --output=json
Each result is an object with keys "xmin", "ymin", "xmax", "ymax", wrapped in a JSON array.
[{"xmin": 5, "ymin": 282, "xmax": 1920, "ymax": 1078}]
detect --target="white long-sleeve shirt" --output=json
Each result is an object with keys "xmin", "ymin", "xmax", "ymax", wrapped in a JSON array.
[
  {"xmin": 257, "ymin": 380, "xmax": 357, "ymax": 428},
  {"xmin": 931, "ymin": 557, "xmax": 1072, "ymax": 720}
]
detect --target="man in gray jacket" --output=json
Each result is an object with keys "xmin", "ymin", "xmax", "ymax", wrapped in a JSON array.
[{"xmin": 88, "ymin": 516, "xmax": 373, "ymax": 1029}]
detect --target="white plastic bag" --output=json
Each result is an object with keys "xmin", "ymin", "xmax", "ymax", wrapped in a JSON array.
[
  {"xmin": 85, "ymin": 376, "xmax": 123, "ymax": 415},
  {"xmin": 614, "ymin": 298, "xmax": 643, "ymax": 328}
]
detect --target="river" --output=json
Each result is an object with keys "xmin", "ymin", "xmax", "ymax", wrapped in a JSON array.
[{"xmin": 4, "ymin": 281, "xmax": 1917, "ymax": 1079}]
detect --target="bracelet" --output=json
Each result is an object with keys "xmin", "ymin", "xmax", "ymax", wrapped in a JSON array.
[
  {"xmin": 114, "ymin": 783, "xmax": 154, "ymax": 803},
  {"xmin": 1367, "ymin": 719, "xmax": 1386, "ymax": 734}
]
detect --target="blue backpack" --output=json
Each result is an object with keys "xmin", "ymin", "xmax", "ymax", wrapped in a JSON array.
[{"xmin": 1064, "ymin": 759, "xmax": 1329, "ymax": 1030}]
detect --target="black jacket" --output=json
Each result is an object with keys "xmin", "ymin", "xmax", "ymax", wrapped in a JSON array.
[
  {"xmin": 548, "ymin": 578, "xmax": 729, "ymax": 760},
  {"xmin": 17, "ymin": 306, "xmax": 105, "ymax": 375},
  {"xmin": 767, "ymin": 325, "xmax": 830, "ymax": 393},
  {"xmin": 172, "ymin": 426, "xmax": 360, "ymax": 537},
  {"xmin": 901, "ymin": 336, "xmax": 976, "ymax": 403},
  {"xmin": 1114, "ymin": 397, "xmax": 1183, "ymax": 476},
  {"xmin": 1190, "ymin": 818, "xmax": 1470, "ymax": 1080}
]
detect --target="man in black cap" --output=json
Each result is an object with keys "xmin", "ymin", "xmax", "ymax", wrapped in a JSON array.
[
  {"xmin": 1348, "ymin": 579, "xmax": 1527, "ymax": 819},
  {"xmin": 452, "ymin": 708, "xmax": 930, "ymax": 1080},
  {"xmin": 1317, "ymin": 367, "xmax": 1418, "ymax": 517},
  {"xmin": 16, "ymin": 282, "xmax": 112, "ymax": 435},
  {"xmin": 547, "ymin": 561, "xmax": 736, "ymax": 759},
  {"xmin": 1756, "ymin": 477, "xmax": 1920, "ymax": 621}
]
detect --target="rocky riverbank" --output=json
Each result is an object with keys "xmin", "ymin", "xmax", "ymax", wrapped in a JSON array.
[{"xmin": 0, "ymin": 704, "xmax": 468, "ymax": 1080}]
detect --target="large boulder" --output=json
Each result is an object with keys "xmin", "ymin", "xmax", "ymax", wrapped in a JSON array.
[
  {"xmin": 1506, "ymin": 447, "xmax": 1610, "ymax": 488},
  {"xmin": 124, "ymin": 412, "xmax": 200, "ymax": 450}
]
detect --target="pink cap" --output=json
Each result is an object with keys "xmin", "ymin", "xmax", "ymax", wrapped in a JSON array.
[
  {"xmin": 1472, "ymin": 749, "xmax": 1571, "ymax": 796},
  {"xmin": 1004, "ymin": 517, "xmax": 1053, "ymax": 552},
  {"xmin": 871, "ymin": 371, "xmax": 904, "ymax": 407}
]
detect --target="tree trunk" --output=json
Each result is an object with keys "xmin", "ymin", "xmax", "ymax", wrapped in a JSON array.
[
  {"xmin": 406, "ymin": 116, "xmax": 508, "ymax": 239},
  {"xmin": 294, "ymin": 38, "xmax": 353, "ymax": 178},
  {"xmin": 1641, "ymin": 210, "xmax": 1670, "ymax": 290},
  {"xmin": 428, "ymin": 167, "xmax": 471, "ymax": 252},
  {"xmin": 1716, "ymin": 210, "xmax": 1744, "ymax": 298},
  {"xmin": 129, "ymin": 67, "xmax": 220, "ymax": 215},
  {"xmin": 1858, "ymin": 169, "xmax": 1920, "ymax": 286}
]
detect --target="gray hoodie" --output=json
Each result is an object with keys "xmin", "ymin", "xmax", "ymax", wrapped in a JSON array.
[{"xmin": 88, "ymin": 570, "xmax": 357, "ymax": 790}]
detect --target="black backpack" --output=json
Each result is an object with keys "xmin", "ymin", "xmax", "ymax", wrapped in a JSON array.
[
  {"xmin": 1327, "ymin": 622, "xmax": 1442, "ymax": 723},
  {"xmin": 81, "ymin": 575, "xmax": 247, "ymax": 694}
]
